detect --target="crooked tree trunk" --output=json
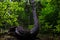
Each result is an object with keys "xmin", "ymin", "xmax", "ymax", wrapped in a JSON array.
[
  {"xmin": 8, "ymin": 0, "xmax": 39, "ymax": 39},
  {"xmin": 29, "ymin": 0, "xmax": 39, "ymax": 35}
]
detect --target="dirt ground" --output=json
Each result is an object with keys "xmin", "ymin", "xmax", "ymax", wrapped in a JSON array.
[{"xmin": 0, "ymin": 34, "xmax": 60, "ymax": 40}]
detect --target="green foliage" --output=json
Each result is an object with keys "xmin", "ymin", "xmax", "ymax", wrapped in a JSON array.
[
  {"xmin": 0, "ymin": 2, "xmax": 19, "ymax": 27},
  {"xmin": 0, "ymin": 1, "xmax": 26, "ymax": 29},
  {"xmin": 0, "ymin": 0, "xmax": 60, "ymax": 35},
  {"xmin": 39, "ymin": 0, "xmax": 60, "ymax": 34},
  {"xmin": 28, "ymin": 25, "xmax": 34, "ymax": 30}
]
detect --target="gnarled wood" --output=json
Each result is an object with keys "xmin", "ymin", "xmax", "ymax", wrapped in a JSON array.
[{"xmin": 8, "ymin": 0, "xmax": 39, "ymax": 40}]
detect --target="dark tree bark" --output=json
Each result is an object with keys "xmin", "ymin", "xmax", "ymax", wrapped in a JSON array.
[{"xmin": 29, "ymin": 0, "xmax": 39, "ymax": 35}]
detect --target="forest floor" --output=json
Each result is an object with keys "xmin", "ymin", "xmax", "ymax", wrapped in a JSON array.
[
  {"xmin": 0, "ymin": 34, "xmax": 60, "ymax": 40},
  {"xmin": 0, "ymin": 30, "xmax": 60, "ymax": 40},
  {"xmin": 38, "ymin": 34, "xmax": 60, "ymax": 40}
]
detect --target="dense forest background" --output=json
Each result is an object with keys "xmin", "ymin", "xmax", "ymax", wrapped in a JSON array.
[{"xmin": 0, "ymin": 0, "xmax": 60, "ymax": 40}]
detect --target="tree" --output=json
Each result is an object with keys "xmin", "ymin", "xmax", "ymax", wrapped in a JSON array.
[{"xmin": 8, "ymin": 0, "xmax": 39, "ymax": 40}]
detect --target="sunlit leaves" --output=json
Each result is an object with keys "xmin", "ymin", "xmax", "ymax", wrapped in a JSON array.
[
  {"xmin": 0, "ymin": 0, "xmax": 27, "ymax": 28},
  {"xmin": 41, "ymin": 3, "xmax": 55, "ymax": 15}
]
